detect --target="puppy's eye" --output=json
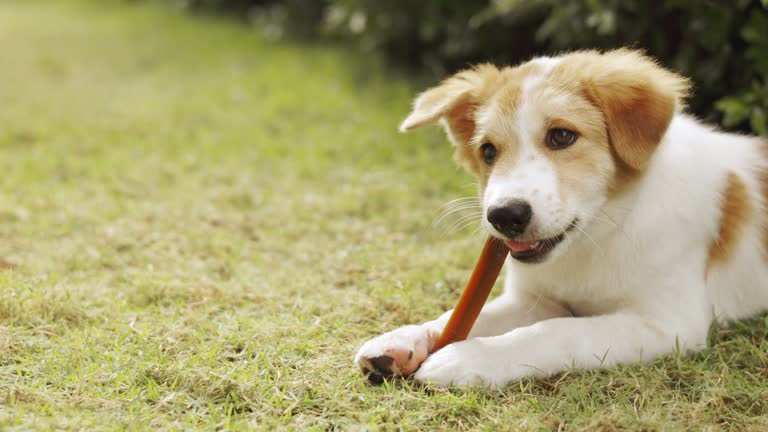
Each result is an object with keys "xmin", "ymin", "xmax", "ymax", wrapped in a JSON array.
[
  {"xmin": 480, "ymin": 143, "xmax": 497, "ymax": 164},
  {"xmin": 546, "ymin": 128, "xmax": 578, "ymax": 150}
]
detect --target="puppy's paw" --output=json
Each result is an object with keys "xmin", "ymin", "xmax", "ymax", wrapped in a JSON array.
[
  {"xmin": 413, "ymin": 339, "xmax": 502, "ymax": 389},
  {"xmin": 354, "ymin": 325, "xmax": 432, "ymax": 383}
]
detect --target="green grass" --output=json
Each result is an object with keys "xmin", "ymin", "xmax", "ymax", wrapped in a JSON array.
[{"xmin": 0, "ymin": 1, "xmax": 766, "ymax": 430}]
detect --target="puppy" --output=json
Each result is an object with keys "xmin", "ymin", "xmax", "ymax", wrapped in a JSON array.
[{"xmin": 354, "ymin": 49, "xmax": 768, "ymax": 389}]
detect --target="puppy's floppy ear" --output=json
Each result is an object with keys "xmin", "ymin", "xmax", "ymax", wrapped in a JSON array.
[
  {"xmin": 581, "ymin": 49, "xmax": 691, "ymax": 170},
  {"xmin": 400, "ymin": 64, "xmax": 499, "ymax": 145}
]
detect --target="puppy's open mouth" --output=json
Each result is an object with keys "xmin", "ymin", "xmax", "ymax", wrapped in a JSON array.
[{"xmin": 503, "ymin": 219, "xmax": 578, "ymax": 263}]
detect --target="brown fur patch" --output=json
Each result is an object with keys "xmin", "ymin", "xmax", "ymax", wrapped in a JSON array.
[
  {"xmin": 461, "ymin": 61, "xmax": 576, "ymax": 182},
  {"xmin": 445, "ymin": 102, "xmax": 476, "ymax": 144},
  {"xmin": 448, "ymin": 100, "xmax": 485, "ymax": 176},
  {"xmin": 400, "ymin": 63, "xmax": 502, "ymax": 134},
  {"xmin": 757, "ymin": 140, "xmax": 768, "ymax": 261},
  {"xmin": 401, "ymin": 49, "xmax": 690, "ymax": 199},
  {"xmin": 548, "ymin": 50, "xmax": 690, "ymax": 195},
  {"xmin": 399, "ymin": 63, "xmax": 505, "ymax": 176},
  {"xmin": 458, "ymin": 68, "xmax": 530, "ymax": 177},
  {"xmin": 564, "ymin": 50, "xmax": 689, "ymax": 170},
  {"xmin": 519, "ymin": 77, "xmax": 613, "ymax": 203},
  {"xmin": 404, "ymin": 61, "xmax": 543, "ymax": 177},
  {"xmin": 706, "ymin": 172, "xmax": 752, "ymax": 276}
]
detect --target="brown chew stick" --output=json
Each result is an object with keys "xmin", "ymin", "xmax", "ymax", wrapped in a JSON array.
[{"xmin": 431, "ymin": 237, "xmax": 509, "ymax": 352}]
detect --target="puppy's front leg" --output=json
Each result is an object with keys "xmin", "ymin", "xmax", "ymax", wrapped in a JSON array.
[
  {"xmin": 354, "ymin": 293, "xmax": 571, "ymax": 382},
  {"xmin": 414, "ymin": 312, "xmax": 709, "ymax": 389}
]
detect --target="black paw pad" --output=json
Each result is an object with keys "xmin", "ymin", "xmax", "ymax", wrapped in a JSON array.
[{"xmin": 364, "ymin": 355, "xmax": 395, "ymax": 384}]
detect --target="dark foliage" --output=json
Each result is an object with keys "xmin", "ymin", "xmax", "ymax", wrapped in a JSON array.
[{"xmin": 152, "ymin": 0, "xmax": 768, "ymax": 134}]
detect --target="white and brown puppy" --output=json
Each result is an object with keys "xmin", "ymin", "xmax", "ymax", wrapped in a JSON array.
[{"xmin": 354, "ymin": 49, "xmax": 768, "ymax": 388}]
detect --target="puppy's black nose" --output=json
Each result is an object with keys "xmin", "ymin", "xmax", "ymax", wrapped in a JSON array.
[{"xmin": 487, "ymin": 201, "xmax": 532, "ymax": 236}]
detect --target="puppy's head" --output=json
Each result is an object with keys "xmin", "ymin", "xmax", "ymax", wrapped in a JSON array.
[{"xmin": 401, "ymin": 49, "xmax": 689, "ymax": 263}]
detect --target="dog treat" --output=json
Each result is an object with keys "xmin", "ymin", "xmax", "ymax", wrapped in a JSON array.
[{"xmin": 431, "ymin": 237, "xmax": 509, "ymax": 352}]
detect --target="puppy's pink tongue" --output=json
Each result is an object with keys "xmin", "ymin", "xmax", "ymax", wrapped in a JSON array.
[{"xmin": 504, "ymin": 239, "xmax": 535, "ymax": 252}]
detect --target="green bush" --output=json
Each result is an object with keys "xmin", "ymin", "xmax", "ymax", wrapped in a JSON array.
[{"xmin": 152, "ymin": 0, "xmax": 768, "ymax": 135}]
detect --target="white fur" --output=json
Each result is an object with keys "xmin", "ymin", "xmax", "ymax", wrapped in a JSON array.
[
  {"xmin": 355, "ymin": 58, "xmax": 768, "ymax": 389},
  {"xmin": 484, "ymin": 64, "xmax": 574, "ymax": 241}
]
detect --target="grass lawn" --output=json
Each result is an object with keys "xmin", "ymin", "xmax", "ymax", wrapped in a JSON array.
[{"xmin": 0, "ymin": 0, "xmax": 767, "ymax": 430}]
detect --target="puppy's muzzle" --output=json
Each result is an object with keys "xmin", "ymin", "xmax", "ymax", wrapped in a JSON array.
[{"xmin": 487, "ymin": 200, "xmax": 532, "ymax": 237}]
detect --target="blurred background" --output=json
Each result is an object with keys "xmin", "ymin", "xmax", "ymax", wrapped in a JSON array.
[
  {"xmin": 1, "ymin": 1, "xmax": 767, "ymax": 429},
  {"xmin": 149, "ymin": 0, "xmax": 768, "ymax": 136}
]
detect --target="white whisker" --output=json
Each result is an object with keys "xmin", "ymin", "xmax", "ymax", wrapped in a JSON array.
[
  {"xmin": 570, "ymin": 223, "xmax": 606, "ymax": 256},
  {"xmin": 443, "ymin": 213, "xmax": 483, "ymax": 233},
  {"xmin": 587, "ymin": 209, "xmax": 635, "ymax": 246},
  {"xmin": 433, "ymin": 197, "xmax": 480, "ymax": 214},
  {"xmin": 433, "ymin": 205, "xmax": 483, "ymax": 225},
  {"xmin": 453, "ymin": 217, "xmax": 483, "ymax": 232},
  {"xmin": 434, "ymin": 211, "xmax": 481, "ymax": 235},
  {"xmin": 470, "ymin": 224, "xmax": 487, "ymax": 238},
  {"xmin": 433, "ymin": 200, "xmax": 483, "ymax": 227},
  {"xmin": 435, "ymin": 196, "xmax": 479, "ymax": 207}
]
